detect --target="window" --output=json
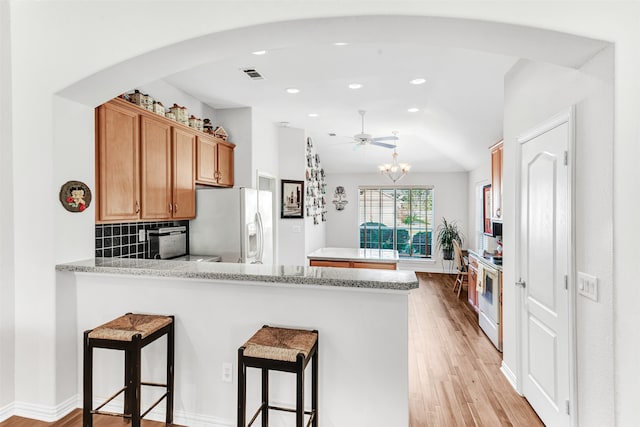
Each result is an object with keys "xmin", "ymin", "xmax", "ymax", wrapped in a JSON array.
[{"xmin": 358, "ymin": 187, "xmax": 433, "ymax": 258}]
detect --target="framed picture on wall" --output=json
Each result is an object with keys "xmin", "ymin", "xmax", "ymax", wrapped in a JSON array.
[
  {"xmin": 483, "ymin": 184, "xmax": 492, "ymax": 235},
  {"xmin": 281, "ymin": 179, "xmax": 304, "ymax": 218}
]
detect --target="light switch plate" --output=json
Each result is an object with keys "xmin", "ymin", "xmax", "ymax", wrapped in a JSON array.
[{"xmin": 577, "ymin": 272, "xmax": 598, "ymax": 302}]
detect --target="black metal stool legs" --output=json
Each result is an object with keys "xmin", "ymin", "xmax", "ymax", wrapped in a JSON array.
[
  {"xmin": 237, "ymin": 327, "xmax": 318, "ymax": 427},
  {"xmin": 82, "ymin": 314, "xmax": 174, "ymax": 427},
  {"xmin": 167, "ymin": 315, "xmax": 175, "ymax": 425},
  {"xmin": 296, "ymin": 354, "xmax": 304, "ymax": 427},
  {"xmin": 311, "ymin": 341, "xmax": 318, "ymax": 427},
  {"xmin": 261, "ymin": 368, "xmax": 269, "ymax": 427},
  {"xmin": 238, "ymin": 347, "xmax": 247, "ymax": 427},
  {"xmin": 83, "ymin": 330, "xmax": 93, "ymax": 427}
]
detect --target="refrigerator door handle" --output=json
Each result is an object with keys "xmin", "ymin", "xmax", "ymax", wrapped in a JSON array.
[{"xmin": 253, "ymin": 212, "xmax": 264, "ymax": 264}]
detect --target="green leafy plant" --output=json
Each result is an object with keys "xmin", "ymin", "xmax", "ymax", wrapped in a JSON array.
[{"xmin": 436, "ymin": 217, "xmax": 464, "ymax": 260}]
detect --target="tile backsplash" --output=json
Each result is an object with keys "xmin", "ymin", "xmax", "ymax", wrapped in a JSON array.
[{"xmin": 95, "ymin": 220, "xmax": 188, "ymax": 259}]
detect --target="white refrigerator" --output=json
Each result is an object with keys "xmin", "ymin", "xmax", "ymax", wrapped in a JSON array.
[{"xmin": 189, "ymin": 187, "xmax": 274, "ymax": 264}]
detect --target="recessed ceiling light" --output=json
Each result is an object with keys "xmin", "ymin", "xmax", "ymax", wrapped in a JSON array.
[
  {"xmin": 286, "ymin": 88, "xmax": 300, "ymax": 94},
  {"xmin": 408, "ymin": 108, "xmax": 420, "ymax": 113},
  {"xmin": 333, "ymin": 42, "xmax": 348, "ymax": 46},
  {"xmin": 348, "ymin": 83, "xmax": 363, "ymax": 89},
  {"xmin": 252, "ymin": 50, "xmax": 267, "ymax": 55},
  {"xmin": 409, "ymin": 78, "xmax": 426, "ymax": 85},
  {"xmin": 308, "ymin": 113, "xmax": 319, "ymax": 118}
]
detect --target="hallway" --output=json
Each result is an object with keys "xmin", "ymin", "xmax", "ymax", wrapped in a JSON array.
[{"xmin": 409, "ymin": 272, "xmax": 543, "ymax": 426}]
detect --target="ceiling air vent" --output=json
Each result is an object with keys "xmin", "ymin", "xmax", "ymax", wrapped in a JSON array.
[{"xmin": 242, "ymin": 68, "xmax": 264, "ymax": 80}]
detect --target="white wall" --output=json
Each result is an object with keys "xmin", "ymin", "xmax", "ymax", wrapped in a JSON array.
[
  {"xmin": 251, "ymin": 109, "xmax": 280, "ymax": 185},
  {"xmin": 212, "ymin": 107, "xmax": 253, "ymax": 188},
  {"xmin": 503, "ymin": 47, "xmax": 614, "ymax": 425},
  {"xmin": 325, "ymin": 171, "xmax": 468, "ymax": 272},
  {"xmin": 3, "ymin": 2, "xmax": 639, "ymax": 424},
  {"xmin": 467, "ymin": 159, "xmax": 491, "ymax": 253},
  {"xmin": 277, "ymin": 127, "xmax": 307, "ymax": 265},
  {"xmin": 0, "ymin": 0, "xmax": 15, "ymax": 413},
  {"xmin": 64, "ymin": 271, "xmax": 409, "ymax": 426},
  {"xmin": 138, "ymin": 80, "xmax": 217, "ymax": 121}
]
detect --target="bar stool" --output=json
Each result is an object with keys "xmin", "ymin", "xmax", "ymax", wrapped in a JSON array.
[
  {"xmin": 83, "ymin": 313, "xmax": 175, "ymax": 427},
  {"xmin": 237, "ymin": 325, "xmax": 318, "ymax": 427}
]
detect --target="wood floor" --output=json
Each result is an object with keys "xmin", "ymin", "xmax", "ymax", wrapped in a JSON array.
[
  {"xmin": 1, "ymin": 272, "xmax": 541, "ymax": 427},
  {"xmin": 409, "ymin": 272, "xmax": 543, "ymax": 426}
]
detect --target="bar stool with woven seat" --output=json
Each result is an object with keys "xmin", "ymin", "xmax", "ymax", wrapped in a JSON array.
[
  {"xmin": 238, "ymin": 325, "xmax": 318, "ymax": 427},
  {"xmin": 83, "ymin": 313, "xmax": 175, "ymax": 427}
]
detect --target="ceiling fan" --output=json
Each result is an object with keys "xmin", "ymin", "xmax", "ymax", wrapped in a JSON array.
[{"xmin": 351, "ymin": 110, "xmax": 398, "ymax": 148}]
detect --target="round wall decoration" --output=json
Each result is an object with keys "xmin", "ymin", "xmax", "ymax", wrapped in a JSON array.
[{"xmin": 59, "ymin": 180, "xmax": 92, "ymax": 212}]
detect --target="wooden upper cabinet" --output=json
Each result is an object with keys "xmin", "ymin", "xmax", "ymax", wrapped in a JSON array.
[
  {"xmin": 196, "ymin": 135, "xmax": 218, "ymax": 185},
  {"xmin": 195, "ymin": 135, "xmax": 235, "ymax": 187},
  {"xmin": 216, "ymin": 141, "xmax": 234, "ymax": 187},
  {"xmin": 96, "ymin": 101, "xmax": 140, "ymax": 222},
  {"xmin": 490, "ymin": 140, "xmax": 503, "ymax": 220},
  {"xmin": 140, "ymin": 115, "xmax": 172, "ymax": 220},
  {"xmin": 172, "ymin": 128, "xmax": 196, "ymax": 219}
]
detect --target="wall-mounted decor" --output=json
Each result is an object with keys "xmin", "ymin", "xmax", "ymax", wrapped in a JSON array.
[
  {"xmin": 281, "ymin": 180, "xmax": 304, "ymax": 218},
  {"xmin": 483, "ymin": 184, "xmax": 492, "ymax": 234},
  {"xmin": 332, "ymin": 186, "xmax": 349, "ymax": 211},
  {"xmin": 59, "ymin": 180, "xmax": 92, "ymax": 212},
  {"xmin": 304, "ymin": 137, "xmax": 327, "ymax": 225}
]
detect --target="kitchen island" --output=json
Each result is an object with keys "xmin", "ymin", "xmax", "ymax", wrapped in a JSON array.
[
  {"xmin": 56, "ymin": 258, "xmax": 417, "ymax": 426},
  {"xmin": 307, "ymin": 247, "xmax": 400, "ymax": 270}
]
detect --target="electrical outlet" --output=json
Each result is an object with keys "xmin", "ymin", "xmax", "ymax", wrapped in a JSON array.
[
  {"xmin": 577, "ymin": 272, "xmax": 598, "ymax": 302},
  {"xmin": 222, "ymin": 362, "xmax": 233, "ymax": 383},
  {"xmin": 138, "ymin": 229, "xmax": 146, "ymax": 242}
]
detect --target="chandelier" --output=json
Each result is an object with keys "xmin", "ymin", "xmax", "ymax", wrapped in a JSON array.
[{"xmin": 378, "ymin": 134, "xmax": 411, "ymax": 183}]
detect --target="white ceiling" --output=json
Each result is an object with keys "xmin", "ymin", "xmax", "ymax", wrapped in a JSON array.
[{"xmin": 155, "ymin": 16, "xmax": 608, "ymax": 174}]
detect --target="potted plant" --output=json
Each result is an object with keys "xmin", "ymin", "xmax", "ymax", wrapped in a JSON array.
[{"xmin": 436, "ymin": 217, "xmax": 464, "ymax": 260}]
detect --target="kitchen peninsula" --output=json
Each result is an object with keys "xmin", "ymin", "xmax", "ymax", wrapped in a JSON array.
[
  {"xmin": 56, "ymin": 258, "xmax": 417, "ymax": 426},
  {"xmin": 307, "ymin": 247, "xmax": 399, "ymax": 269}
]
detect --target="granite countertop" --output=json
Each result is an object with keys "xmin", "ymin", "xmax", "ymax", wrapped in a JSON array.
[
  {"xmin": 307, "ymin": 247, "xmax": 399, "ymax": 263},
  {"xmin": 468, "ymin": 250, "xmax": 503, "ymax": 271},
  {"xmin": 56, "ymin": 258, "xmax": 418, "ymax": 291}
]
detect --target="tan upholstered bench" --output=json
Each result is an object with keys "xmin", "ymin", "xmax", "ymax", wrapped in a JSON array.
[
  {"xmin": 237, "ymin": 325, "xmax": 318, "ymax": 427},
  {"xmin": 83, "ymin": 313, "xmax": 175, "ymax": 427}
]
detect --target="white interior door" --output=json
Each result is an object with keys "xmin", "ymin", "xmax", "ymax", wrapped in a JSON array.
[{"xmin": 518, "ymin": 110, "xmax": 572, "ymax": 427}]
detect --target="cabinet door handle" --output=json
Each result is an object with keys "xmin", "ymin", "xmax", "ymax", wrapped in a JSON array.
[
  {"xmin": 496, "ymin": 208, "xmax": 502, "ymax": 218},
  {"xmin": 174, "ymin": 203, "xmax": 178, "ymax": 213},
  {"xmin": 135, "ymin": 201, "xmax": 140, "ymax": 214},
  {"xmin": 218, "ymin": 171, "xmax": 223, "ymax": 183},
  {"xmin": 169, "ymin": 203, "xmax": 173, "ymax": 213}
]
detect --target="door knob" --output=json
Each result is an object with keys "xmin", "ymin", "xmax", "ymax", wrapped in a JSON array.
[{"xmin": 515, "ymin": 279, "xmax": 526, "ymax": 288}]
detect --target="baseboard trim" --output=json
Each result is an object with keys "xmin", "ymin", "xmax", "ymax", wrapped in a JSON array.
[
  {"xmin": 75, "ymin": 395, "xmax": 234, "ymax": 427},
  {"xmin": 500, "ymin": 361, "xmax": 520, "ymax": 394},
  {"xmin": 0, "ymin": 401, "xmax": 15, "ymax": 423},
  {"xmin": 12, "ymin": 394, "xmax": 77, "ymax": 422}
]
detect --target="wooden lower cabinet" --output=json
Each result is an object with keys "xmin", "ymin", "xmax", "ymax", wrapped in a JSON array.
[
  {"xmin": 352, "ymin": 261, "xmax": 397, "ymax": 270},
  {"xmin": 309, "ymin": 259, "xmax": 397, "ymax": 270},
  {"xmin": 468, "ymin": 255, "xmax": 479, "ymax": 311},
  {"xmin": 309, "ymin": 260, "xmax": 351, "ymax": 268}
]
